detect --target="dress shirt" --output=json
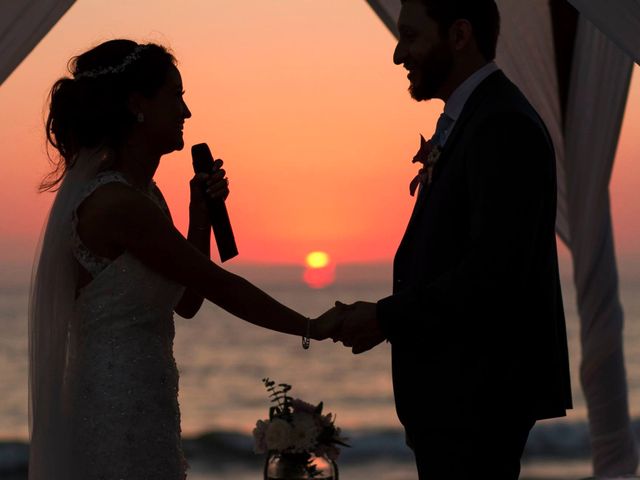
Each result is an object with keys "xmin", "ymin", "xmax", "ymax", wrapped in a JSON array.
[{"xmin": 441, "ymin": 62, "xmax": 500, "ymax": 145}]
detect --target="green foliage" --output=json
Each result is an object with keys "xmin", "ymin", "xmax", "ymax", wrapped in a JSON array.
[{"xmin": 262, "ymin": 377, "xmax": 294, "ymax": 420}]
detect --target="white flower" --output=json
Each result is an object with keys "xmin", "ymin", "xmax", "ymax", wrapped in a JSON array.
[
  {"xmin": 290, "ymin": 412, "xmax": 319, "ymax": 453},
  {"xmin": 253, "ymin": 419, "xmax": 269, "ymax": 454},
  {"xmin": 265, "ymin": 418, "xmax": 293, "ymax": 451}
]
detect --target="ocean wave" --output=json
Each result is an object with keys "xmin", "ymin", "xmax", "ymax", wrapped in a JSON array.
[
  {"xmin": 3, "ymin": 419, "xmax": 638, "ymax": 475},
  {"xmin": 0, "ymin": 442, "xmax": 28, "ymax": 477}
]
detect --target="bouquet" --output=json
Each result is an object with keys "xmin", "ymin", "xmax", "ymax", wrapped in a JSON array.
[{"xmin": 253, "ymin": 378, "xmax": 349, "ymax": 477}]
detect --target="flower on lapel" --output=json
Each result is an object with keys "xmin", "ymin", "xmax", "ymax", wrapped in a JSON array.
[{"xmin": 409, "ymin": 134, "xmax": 442, "ymax": 196}]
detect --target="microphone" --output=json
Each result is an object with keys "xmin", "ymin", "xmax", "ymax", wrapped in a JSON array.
[{"xmin": 191, "ymin": 143, "xmax": 238, "ymax": 262}]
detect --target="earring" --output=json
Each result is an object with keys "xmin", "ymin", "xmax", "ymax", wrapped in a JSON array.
[{"xmin": 137, "ymin": 112, "xmax": 144, "ymax": 123}]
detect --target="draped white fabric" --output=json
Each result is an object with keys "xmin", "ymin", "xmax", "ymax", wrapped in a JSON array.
[
  {"xmin": 494, "ymin": 0, "xmax": 569, "ymax": 241},
  {"xmin": 564, "ymin": 17, "xmax": 637, "ymax": 475},
  {"xmin": 0, "ymin": 0, "xmax": 75, "ymax": 85},
  {"xmin": 568, "ymin": 0, "xmax": 640, "ymax": 64},
  {"xmin": 364, "ymin": 0, "xmax": 639, "ymax": 475},
  {"xmin": 365, "ymin": 0, "xmax": 400, "ymax": 37}
]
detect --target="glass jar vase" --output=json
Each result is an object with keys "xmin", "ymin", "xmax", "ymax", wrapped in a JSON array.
[{"xmin": 264, "ymin": 452, "xmax": 338, "ymax": 480}]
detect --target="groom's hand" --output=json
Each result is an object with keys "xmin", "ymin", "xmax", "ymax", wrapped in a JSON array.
[
  {"xmin": 311, "ymin": 306, "xmax": 344, "ymax": 341},
  {"xmin": 335, "ymin": 301, "xmax": 385, "ymax": 354}
]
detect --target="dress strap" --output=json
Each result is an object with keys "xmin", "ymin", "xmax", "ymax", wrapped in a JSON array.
[
  {"xmin": 71, "ymin": 171, "xmax": 172, "ymax": 278},
  {"xmin": 147, "ymin": 181, "xmax": 172, "ymax": 220},
  {"xmin": 70, "ymin": 172, "xmax": 131, "ymax": 278}
]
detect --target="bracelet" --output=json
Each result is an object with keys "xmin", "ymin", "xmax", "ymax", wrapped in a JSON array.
[{"xmin": 302, "ymin": 317, "xmax": 311, "ymax": 350}]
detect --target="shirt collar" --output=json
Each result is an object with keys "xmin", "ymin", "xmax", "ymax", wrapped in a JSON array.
[{"xmin": 444, "ymin": 62, "xmax": 500, "ymax": 122}]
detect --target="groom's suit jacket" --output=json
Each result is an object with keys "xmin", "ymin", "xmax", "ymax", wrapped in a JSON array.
[{"xmin": 377, "ymin": 71, "xmax": 572, "ymax": 433}]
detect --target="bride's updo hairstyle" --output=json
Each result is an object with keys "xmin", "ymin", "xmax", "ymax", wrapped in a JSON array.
[{"xmin": 43, "ymin": 39, "xmax": 176, "ymax": 191}]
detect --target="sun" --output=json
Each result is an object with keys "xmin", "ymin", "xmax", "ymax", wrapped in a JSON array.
[
  {"xmin": 305, "ymin": 251, "xmax": 330, "ymax": 269},
  {"xmin": 303, "ymin": 251, "xmax": 335, "ymax": 289}
]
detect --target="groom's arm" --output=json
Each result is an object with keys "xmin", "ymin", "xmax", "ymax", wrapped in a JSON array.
[{"xmin": 375, "ymin": 112, "xmax": 556, "ymax": 344}]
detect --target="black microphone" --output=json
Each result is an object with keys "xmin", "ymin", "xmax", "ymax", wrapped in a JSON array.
[{"xmin": 191, "ymin": 143, "xmax": 238, "ymax": 262}]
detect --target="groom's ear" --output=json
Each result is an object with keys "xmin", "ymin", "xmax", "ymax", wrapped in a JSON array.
[{"xmin": 449, "ymin": 18, "xmax": 474, "ymax": 53}]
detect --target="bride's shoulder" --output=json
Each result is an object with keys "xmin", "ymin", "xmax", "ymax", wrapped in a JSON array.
[
  {"xmin": 79, "ymin": 171, "xmax": 132, "ymax": 204},
  {"xmin": 75, "ymin": 175, "xmax": 169, "ymax": 254},
  {"xmin": 72, "ymin": 177, "xmax": 141, "ymax": 260},
  {"xmin": 75, "ymin": 175, "xmax": 152, "ymax": 225}
]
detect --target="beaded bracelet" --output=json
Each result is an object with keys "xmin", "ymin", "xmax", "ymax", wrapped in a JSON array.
[{"xmin": 302, "ymin": 317, "xmax": 311, "ymax": 350}]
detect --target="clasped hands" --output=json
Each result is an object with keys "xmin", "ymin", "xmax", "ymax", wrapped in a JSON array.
[{"xmin": 312, "ymin": 301, "xmax": 385, "ymax": 354}]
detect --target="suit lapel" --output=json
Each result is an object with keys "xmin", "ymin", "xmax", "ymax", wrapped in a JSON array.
[{"xmin": 400, "ymin": 71, "xmax": 507, "ymax": 240}]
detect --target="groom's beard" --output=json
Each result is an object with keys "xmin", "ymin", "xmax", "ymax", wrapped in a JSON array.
[{"xmin": 409, "ymin": 41, "xmax": 454, "ymax": 101}]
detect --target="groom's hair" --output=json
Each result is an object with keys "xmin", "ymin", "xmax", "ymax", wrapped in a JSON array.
[{"xmin": 402, "ymin": 0, "xmax": 501, "ymax": 62}]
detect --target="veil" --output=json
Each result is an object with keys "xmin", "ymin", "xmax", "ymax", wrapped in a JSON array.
[{"xmin": 28, "ymin": 148, "xmax": 107, "ymax": 480}]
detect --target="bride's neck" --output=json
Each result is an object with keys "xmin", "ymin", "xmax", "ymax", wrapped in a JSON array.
[{"xmin": 112, "ymin": 141, "xmax": 160, "ymax": 189}]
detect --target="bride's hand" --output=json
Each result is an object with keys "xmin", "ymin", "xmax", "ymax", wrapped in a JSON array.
[
  {"xmin": 189, "ymin": 159, "xmax": 229, "ymax": 220},
  {"xmin": 311, "ymin": 306, "xmax": 344, "ymax": 341}
]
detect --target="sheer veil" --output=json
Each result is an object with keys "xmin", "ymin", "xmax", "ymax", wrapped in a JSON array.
[{"xmin": 28, "ymin": 148, "xmax": 107, "ymax": 480}]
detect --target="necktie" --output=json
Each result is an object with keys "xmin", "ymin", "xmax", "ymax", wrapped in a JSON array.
[
  {"xmin": 431, "ymin": 113, "xmax": 454, "ymax": 147},
  {"xmin": 409, "ymin": 113, "xmax": 454, "ymax": 196}
]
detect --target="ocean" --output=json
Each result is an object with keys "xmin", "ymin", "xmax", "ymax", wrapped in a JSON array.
[{"xmin": 1, "ymin": 259, "xmax": 639, "ymax": 479}]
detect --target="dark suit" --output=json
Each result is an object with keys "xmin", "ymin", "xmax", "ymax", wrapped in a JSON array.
[{"xmin": 376, "ymin": 71, "xmax": 572, "ymax": 477}]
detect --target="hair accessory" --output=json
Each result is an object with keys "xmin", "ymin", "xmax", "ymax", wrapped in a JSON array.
[{"xmin": 74, "ymin": 44, "xmax": 150, "ymax": 80}]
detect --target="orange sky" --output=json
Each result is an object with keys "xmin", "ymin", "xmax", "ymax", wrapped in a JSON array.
[{"xmin": 0, "ymin": 0, "xmax": 639, "ymax": 267}]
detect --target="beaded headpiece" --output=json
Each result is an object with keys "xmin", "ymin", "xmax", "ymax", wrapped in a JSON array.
[{"xmin": 74, "ymin": 44, "xmax": 150, "ymax": 80}]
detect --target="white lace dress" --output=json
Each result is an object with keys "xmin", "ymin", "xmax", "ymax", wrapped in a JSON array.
[{"xmin": 69, "ymin": 171, "xmax": 188, "ymax": 480}]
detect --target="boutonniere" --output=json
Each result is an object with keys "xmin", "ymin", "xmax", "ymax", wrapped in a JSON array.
[{"xmin": 409, "ymin": 134, "xmax": 442, "ymax": 196}]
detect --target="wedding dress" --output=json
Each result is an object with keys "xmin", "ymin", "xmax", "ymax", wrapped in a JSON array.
[
  {"xmin": 29, "ymin": 156, "xmax": 188, "ymax": 480},
  {"xmin": 69, "ymin": 171, "xmax": 187, "ymax": 479}
]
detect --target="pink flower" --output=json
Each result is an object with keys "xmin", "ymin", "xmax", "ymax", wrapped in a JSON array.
[
  {"xmin": 409, "ymin": 134, "xmax": 441, "ymax": 196},
  {"xmin": 319, "ymin": 413, "xmax": 334, "ymax": 429},
  {"xmin": 412, "ymin": 135, "xmax": 435, "ymax": 166},
  {"xmin": 292, "ymin": 398, "xmax": 317, "ymax": 414},
  {"xmin": 316, "ymin": 443, "xmax": 341, "ymax": 461},
  {"xmin": 325, "ymin": 444, "xmax": 340, "ymax": 461}
]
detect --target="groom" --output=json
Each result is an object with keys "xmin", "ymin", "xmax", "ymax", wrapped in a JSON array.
[{"xmin": 331, "ymin": 0, "xmax": 572, "ymax": 478}]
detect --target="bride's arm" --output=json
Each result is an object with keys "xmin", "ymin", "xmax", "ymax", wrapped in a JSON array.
[
  {"xmin": 172, "ymin": 171, "xmax": 224, "ymax": 319},
  {"xmin": 92, "ymin": 182, "xmax": 338, "ymax": 339}
]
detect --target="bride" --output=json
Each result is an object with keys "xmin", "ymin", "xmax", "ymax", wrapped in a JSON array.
[{"xmin": 29, "ymin": 39, "xmax": 342, "ymax": 480}]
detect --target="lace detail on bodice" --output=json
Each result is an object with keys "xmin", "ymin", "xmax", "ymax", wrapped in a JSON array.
[{"xmin": 71, "ymin": 171, "xmax": 169, "ymax": 277}]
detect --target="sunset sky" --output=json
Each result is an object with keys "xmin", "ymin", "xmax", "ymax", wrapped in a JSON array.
[{"xmin": 0, "ymin": 0, "xmax": 638, "ymax": 268}]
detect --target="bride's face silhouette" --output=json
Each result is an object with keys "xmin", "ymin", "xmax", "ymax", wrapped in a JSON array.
[
  {"xmin": 132, "ymin": 65, "xmax": 192, "ymax": 155},
  {"xmin": 393, "ymin": 1, "xmax": 454, "ymax": 102}
]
